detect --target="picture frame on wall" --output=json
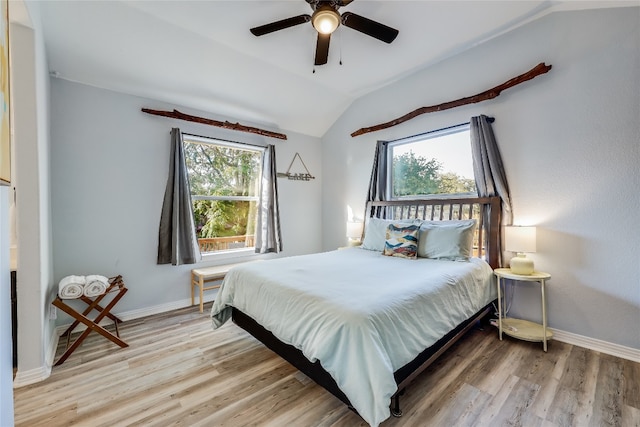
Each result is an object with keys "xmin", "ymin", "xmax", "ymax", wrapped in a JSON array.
[{"xmin": 0, "ymin": 0, "xmax": 10, "ymax": 185}]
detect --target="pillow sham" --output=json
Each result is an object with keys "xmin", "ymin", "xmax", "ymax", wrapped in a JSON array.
[
  {"xmin": 383, "ymin": 223, "xmax": 420, "ymax": 259},
  {"xmin": 360, "ymin": 217, "xmax": 420, "ymax": 252},
  {"xmin": 417, "ymin": 219, "xmax": 477, "ymax": 261}
]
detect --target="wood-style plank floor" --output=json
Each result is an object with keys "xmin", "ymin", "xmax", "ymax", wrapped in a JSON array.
[{"xmin": 13, "ymin": 303, "xmax": 640, "ymax": 427}]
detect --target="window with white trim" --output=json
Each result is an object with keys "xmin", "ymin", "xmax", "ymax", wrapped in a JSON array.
[
  {"xmin": 183, "ymin": 135, "xmax": 263, "ymax": 254},
  {"xmin": 389, "ymin": 126, "xmax": 476, "ymax": 199}
]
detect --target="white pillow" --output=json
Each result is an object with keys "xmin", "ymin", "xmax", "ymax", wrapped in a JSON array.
[
  {"xmin": 361, "ymin": 217, "xmax": 420, "ymax": 252},
  {"xmin": 417, "ymin": 219, "xmax": 477, "ymax": 260}
]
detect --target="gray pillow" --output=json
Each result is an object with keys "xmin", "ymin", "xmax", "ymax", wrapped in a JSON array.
[{"xmin": 417, "ymin": 219, "xmax": 477, "ymax": 260}]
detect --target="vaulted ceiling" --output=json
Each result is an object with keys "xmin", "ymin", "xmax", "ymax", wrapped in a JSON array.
[{"xmin": 31, "ymin": 1, "xmax": 625, "ymax": 137}]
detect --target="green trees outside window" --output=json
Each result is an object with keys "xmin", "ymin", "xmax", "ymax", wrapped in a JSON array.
[
  {"xmin": 183, "ymin": 138, "xmax": 262, "ymax": 253},
  {"xmin": 390, "ymin": 128, "xmax": 477, "ymax": 199},
  {"xmin": 392, "ymin": 151, "xmax": 476, "ymax": 197}
]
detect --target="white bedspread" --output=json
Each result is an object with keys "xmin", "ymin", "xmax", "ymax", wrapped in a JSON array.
[{"xmin": 210, "ymin": 247, "xmax": 495, "ymax": 427}]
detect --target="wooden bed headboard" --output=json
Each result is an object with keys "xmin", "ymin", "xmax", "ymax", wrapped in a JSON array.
[{"xmin": 365, "ymin": 196, "xmax": 501, "ymax": 269}]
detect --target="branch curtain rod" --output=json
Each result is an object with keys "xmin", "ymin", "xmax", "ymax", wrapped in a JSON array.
[
  {"xmin": 181, "ymin": 132, "xmax": 268, "ymax": 150},
  {"xmin": 384, "ymin": 117, "xmax": 494, "ymax": 144},
  {"xmin": 351, "ymin": 62, "xmax": 551, "ymax": 137},
  {"xmin": 142, "ymin": 108, "xmax": 287, "ymax": 140}
]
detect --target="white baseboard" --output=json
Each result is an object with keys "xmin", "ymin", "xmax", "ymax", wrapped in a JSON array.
[
  {"xmin": 13, "ymin": 364, "xmax": 51, "ymax": 388},
  {"xmin": 550, "ymin": 328, "xmax": 640, "ymax": 363},
  {"xmin": 13, "ymin": 326, "xmax": 59, "ymax": 388}
]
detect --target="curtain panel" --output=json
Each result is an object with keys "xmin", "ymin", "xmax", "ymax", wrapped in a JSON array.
[
  {"xmin": 157, "ymin": 128, "xmax": 200, "ymax": 265},
  {"xmin": 470, "ymin": 115, "xmax": 513, "ymax": 264},
  {"xmin": 366, "ymin": 140, "xmax": 390, "ymax": 218},
  {"xmin": 255, "ymin": 144, "xmax": 282, "ymax": 253}
]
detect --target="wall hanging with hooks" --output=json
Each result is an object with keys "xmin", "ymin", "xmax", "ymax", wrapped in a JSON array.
[{"xmin": 277, "ymin": 152, "xmax": 315, "ymax": 181}]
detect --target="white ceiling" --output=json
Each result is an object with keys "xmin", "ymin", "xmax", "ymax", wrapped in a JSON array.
[{"xmin": 27, "ymin": 0, "xmax": 629, "ymax": 137}]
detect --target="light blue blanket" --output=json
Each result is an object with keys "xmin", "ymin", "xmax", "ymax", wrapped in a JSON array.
[{"xmin": 211, "ymin": 248, "xmax": 495, "ymax": 426}]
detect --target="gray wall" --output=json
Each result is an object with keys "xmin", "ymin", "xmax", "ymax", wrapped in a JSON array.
[
  {"xmin": 50, "ymin": 79, "xmax": 323, "ymax": 322},
  {"xmin": 321, "ymin": 7, "xmax": 640, "ymax": 349}
]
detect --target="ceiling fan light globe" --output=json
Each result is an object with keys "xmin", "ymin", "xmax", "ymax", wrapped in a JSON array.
[{"xmin": 312, "ymin": 9, "xmax": 340, "ymax": 34}]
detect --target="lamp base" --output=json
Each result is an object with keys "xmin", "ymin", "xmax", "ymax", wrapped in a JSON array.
[
  {"xmin": 347, "ymin": 239, "xmax": 361, "ymax": 247},
  {"xmin": 510, "ymin": 254, "xmax": 534, "ymax": 275}
]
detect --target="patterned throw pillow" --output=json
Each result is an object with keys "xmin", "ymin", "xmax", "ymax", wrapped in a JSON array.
[
  {"xmin": 361, "ymin": 218, "xmax": 420, "ymax": 252},
  {"xmin": 383, "ymin": 223, "xmax": 420, "ymax": 259}
]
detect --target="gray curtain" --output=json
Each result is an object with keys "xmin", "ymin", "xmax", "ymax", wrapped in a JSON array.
[
  {"xmin": 470, "ymin": 115, "xmax": 513, "ymax": 263},
  {"xmin": 157, "ymin": 128, "xmax": 200, "ymax": 265},
  {"xmin": 255, "ymin": 144, "xmax": 282, "ymax": 253},
  {"xmin": 366, "ymin": 140, "xmax": 390, "ymax": 218}
]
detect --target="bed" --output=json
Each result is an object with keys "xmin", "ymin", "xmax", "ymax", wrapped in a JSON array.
[{"xmin": 210, "ymin": 196, "xmax": 501, "ymax": 426}]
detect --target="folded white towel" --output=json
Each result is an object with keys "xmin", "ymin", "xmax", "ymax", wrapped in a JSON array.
[
  {"xmin": 84, "ymin": 275, "xmax": 109, "ymax": 297},
  {"xmin": 59, "ymin": 275, "xmax": 86, "ymax": 299}
]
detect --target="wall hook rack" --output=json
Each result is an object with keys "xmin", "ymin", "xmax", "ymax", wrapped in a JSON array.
[{"xmin": 277, "ymin": 152, "xmax": 315, "ymax": 181}]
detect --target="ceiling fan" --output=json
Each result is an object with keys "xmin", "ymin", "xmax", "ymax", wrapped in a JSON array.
[{"xmin": 250, "ymin": 0, "xmax": 399, "ymax": 66}]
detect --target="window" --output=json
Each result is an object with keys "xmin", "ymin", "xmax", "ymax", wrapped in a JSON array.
[
  {"xmin": 183, "ymin": 135, "xmax": 263, "ymax": 254},
  {"xmin": 388, "ymin": 126, "xmax": 476, "ymax": 199}
]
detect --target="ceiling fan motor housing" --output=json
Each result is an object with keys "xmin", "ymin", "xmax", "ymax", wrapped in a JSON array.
[{"xmin": 311, "ymin": 5, "xmax": 341, "ymax": 35}]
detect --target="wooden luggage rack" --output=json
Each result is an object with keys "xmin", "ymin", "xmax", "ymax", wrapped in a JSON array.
[{"xmin": 52, "ymin": 275, "xmax": 128, "ymax": 366}]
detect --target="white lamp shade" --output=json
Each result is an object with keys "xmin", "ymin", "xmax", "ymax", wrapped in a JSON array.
[
  {"xmin": 346, "ymin": 221, "xmax": 364, "ymax": 240},
  {"xmin": 505, "ymin": 226, "xmax": 537, "ymax": 253}
]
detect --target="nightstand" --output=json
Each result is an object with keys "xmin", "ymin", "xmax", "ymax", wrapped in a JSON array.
[{"xmin": 494, "ymin": 268, "xmax": 552, "ymax": 351}]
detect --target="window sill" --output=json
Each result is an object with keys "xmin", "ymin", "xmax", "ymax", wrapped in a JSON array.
[{"xmin": 198, "ymin": 247, "xmax": 260, "ymax": 264}]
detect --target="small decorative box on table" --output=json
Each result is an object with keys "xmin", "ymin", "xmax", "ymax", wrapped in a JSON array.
[
  {"xmin": 494, "ymin": 268, "xmax": 552, "ymax": 351},
  {"xmin": 52, "ymin": 275, "xmax": 128, "ymax": 366}
]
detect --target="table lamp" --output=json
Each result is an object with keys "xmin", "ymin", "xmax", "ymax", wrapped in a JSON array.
[
  {"xmin": 505, "ymin": 226, "xmax": 536, "ymax": 275},
  {"xmin": 346, "ymin": 221, "xmax": 364, "ymax": 246}
]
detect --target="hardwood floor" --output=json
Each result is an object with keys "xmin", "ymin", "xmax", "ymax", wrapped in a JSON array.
[{"xmin": 13, "ymin": 304, "xmax": 640, "ymax": 427}]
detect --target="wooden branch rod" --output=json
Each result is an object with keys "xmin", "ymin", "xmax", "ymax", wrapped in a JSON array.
[
  {"xmin": 141, "ymin": 108, "xmax": 287, "ymax": 140},
  {"xmin": 351, "ymin": 62, "xmax": 552, "ymax": 138}
]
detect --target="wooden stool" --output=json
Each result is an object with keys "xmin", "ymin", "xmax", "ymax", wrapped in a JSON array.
[
  {"xmin": 191, "ymin": 263, "xmax": 241, "ymax": 313},
  {"xmin": 52, "ymin": 275, "xmax": 128, "ymax": 366}
]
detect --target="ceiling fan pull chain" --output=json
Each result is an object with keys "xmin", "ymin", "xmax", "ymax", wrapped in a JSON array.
[
  {"xmin": 339, "ymin": 27, "xmax": 343, "ymax": 65},
  {"xmin": 313, "ymin": 26, "xmax": 318, "ymax": 73},
  {"xmin": 312, "ymin": 43, "xmax": 316, "ymax": 73}
]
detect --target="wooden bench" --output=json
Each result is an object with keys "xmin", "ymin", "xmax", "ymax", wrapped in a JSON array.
[{"xmin": 191, "ymin": 263, "xmax": 242, "ymax": 313}]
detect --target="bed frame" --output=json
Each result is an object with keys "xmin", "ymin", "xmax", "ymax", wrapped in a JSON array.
[{"xmin": 232, "ymin": 196, "xmax": 502, "ymax": 419}]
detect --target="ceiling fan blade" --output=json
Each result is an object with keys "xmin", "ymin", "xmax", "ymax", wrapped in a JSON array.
[
  {"xmin": 250, "ymin": 14, "xmax": 311, "ymax": 36},
  {"xmin": 314, "ymin": 33, "xmax": 331, "ymax": 65},
  {"xmin": 341, "ymin": 12, "xmax": 399, "ymax": 44},
  {"xmin": 337, "ymin": 0, "xmax": 355, "ymax": 6}
]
